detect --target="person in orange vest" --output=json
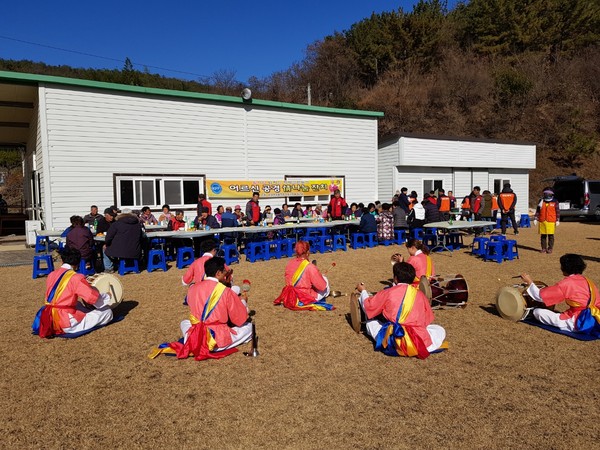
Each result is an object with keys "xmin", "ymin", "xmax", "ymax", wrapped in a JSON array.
[
  {"xmin": 491, "ymin": 194, "xmax": 499, "ymax": 220},
  {"xmin": 498, "ymin": 183, "xmax": 519, "ymax": 235},
  {"xmin": 534, "ymin": 187, "xmax": 560, "ymax": 254},
  {"xmin": 436, "ymin": 188, "xmax": 451, "ymax": 221},
  {"xmin": 460, "ymin": 195, "xmax": 471, "ymax": 221}
]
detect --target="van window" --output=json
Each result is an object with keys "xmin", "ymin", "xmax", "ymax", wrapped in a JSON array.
[
  {"xmin": 588, "ymin": 182, "xmax": 600, "ymax": 194},
  {"xmin": 553, "ymin": 180, "xmax": 584, "ymax": 204}
]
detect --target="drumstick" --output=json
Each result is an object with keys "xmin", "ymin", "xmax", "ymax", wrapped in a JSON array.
[
  {"xmin": 322, "ymin": 262, "xmax": 337, "ymax": 275},
  {"xmin": 109, "ymin": 284, "xmax": 117, "ymax": 305},
  {"xmin": 511, "ymin": 275, "xmax": 522, "ymax": 279}
]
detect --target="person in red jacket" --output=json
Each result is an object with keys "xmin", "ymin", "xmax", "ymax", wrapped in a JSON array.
[
  {"xmin": 534, "ymin": 187, "xmax": 560, "ymax": 254},
  {"xmin": 327, "ymin": 189, "xmax": 348, "ymax": 220},
  {"xmin": 32, "ymin": 248, "xmax": 113, "ymax": 338},
  {"xmin": 245, "ymin": 192, "xmax": 261, "ymax": 226},
  {"xmin": 355, "ymin": 261, "xmax": 446, "ymax": 358},
  {"xmin": 197, "ymin": 193, "xmax": 212, "ymax": 216}
]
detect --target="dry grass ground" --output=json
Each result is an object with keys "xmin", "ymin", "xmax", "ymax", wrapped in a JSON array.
[{"xmin": 1, "ymin": 221, "xmax": 599, "ymax": 449}]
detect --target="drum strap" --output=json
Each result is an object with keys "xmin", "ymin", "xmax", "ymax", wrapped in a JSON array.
[
  {"xmin": 575, "ymin": 278, "xmax": 600, "ymax": 333},
  {"xmin": 291, "ymin": 260, "xmax": 310, "ymax": 287},
  {"xmin": 32, "ymin": 269, "xmax": 75, "ymax": 337},
  {"xmin": 425, "ymin": 256, "xmax": 432, "ymax": 278},
  {"xmin": 375, "ymin": 286, "xmax": 429, "ymax": 359}
]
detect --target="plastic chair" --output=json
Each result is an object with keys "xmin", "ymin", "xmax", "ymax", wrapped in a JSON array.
[
  {"xmin": 394, "ymin": 229, "xmax": 408, "ymax": 245},
  {"xmin": 147, "ymin": 249, "xmax": 168, "ymax": 272},
  {"xmin": 217, "ymin": 243, "xmax": 240, "ymax": 265},
  {"xmin": 245, "ymin": 241, "xmax": 266, "ymax": 263},
  {"xmin": 176, "ymin": 247, "xmax": 195, "ymax": 269},
  {"xmin": 331, "ymin": 234, "xmax": 347, "ymax": 251},
  {"xmin": 364, "ymin": 233, "xmax": 378, "ymax": 248},
  {"xmin": 77, "ymin": 258, "xmax": 95, "ymax": 276},
  {"xmin": 278, "ymin": 238, "xmax": 296, "ymax": 257},
  {"xmin": 32, "ymin": 254, "xmax": 54, "ymax": 279},
  {"xmin": 35, "ymin": 235, "xmax": 49, "ymax": 253},
  {"xmin": 519, "ymin": 214, "xmax": 531, "ymax": 228},
  {"xmin": 471, "ymin": 237, "xmax": 489, "ymax": 256},
  {"xmin": 119, "ymin": 258, "xmax": 140, "ymax": 275},
  {"xmin": 410, "ymin": 228, "xmax": 424, "ymax": 240},
  {"xmin": 350, "ymin": 233, "xmax": 366, "ymax": 249},
  {"xmin": 503, "ymin": 240, "xmax": 519, "ymax": 261},
  {"xmin": 484, "ymin": 241, "xmax": 504, "ymax": 264}
]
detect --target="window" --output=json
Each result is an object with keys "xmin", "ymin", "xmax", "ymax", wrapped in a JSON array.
[
  {"xmin": 493, "ymin": 179, "xmax": 511, "ymax": 194},
  {"xmin": 423, "ymin": 179, "xmax": 443, "ymax": 195},
  {"xmin": 115, "ymin": 174, "xmax": 204, "ymax": 209},
  {"xmin": 284, "ymin": 175, "xmax": 345, "ymax": 205}
]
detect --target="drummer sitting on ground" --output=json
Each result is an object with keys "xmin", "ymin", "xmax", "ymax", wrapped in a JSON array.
[
  {"xmin": 32, "ymin": 248, "xmax": 113, "ymax": 338},
  {"xmin": 273, "ymin": 240, "xmax": 334, "ymax": 311},
  {"xmin": 355, "ymin": 262, "xmax": 446, "ymax": 359},
  {"xmin": 154, "ymin": 257, "xmax": 252, "ymax": 361},
  {"xmin": 521, "ymin": 253, "xmax": 600, "ymax": 333},
  {"xmin": 393, "ymin": 238, "xmax": 435, "ymax": 283}
]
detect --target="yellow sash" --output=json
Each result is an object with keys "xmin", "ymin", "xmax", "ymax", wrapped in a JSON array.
[
  {"xmin": 46, "ymin": 270, "xmax": 76, "ymax": 331},
  {"xmin": 381, "ymin": 286, "xmax": 420, "ymax": 357},
  {"xmin": 292, "ymin": 259, "xmax": 310, "ymax": 286},
  {"xmin": 189, "ymin": 282, "xmax": 227, "ymax": 351}
]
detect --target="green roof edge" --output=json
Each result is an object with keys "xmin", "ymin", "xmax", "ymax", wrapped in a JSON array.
[{"xmin": 0, "ymin": 70, "xmax": 384, "ymax": 118}]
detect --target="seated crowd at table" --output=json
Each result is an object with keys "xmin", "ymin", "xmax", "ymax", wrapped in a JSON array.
[{"xmin": 59, "ymin": 186, "xmax": 499, "ymax": 273}]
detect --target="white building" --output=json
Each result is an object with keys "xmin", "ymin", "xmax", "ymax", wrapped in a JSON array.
[
  {"xmin": 378, "ymin": 133, "xmax": 536, "ymax": 215},
  {"xmin": 0, "ymin": 71, "xmax": 382, "ymax": 229}
]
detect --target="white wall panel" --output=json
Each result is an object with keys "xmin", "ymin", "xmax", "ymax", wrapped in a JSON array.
[
  {"xmin": 40, "ymin": 85, "xmax": 378, "ymax": 227},
  {"xmin": 377, "ymin": 140, "xmax": 399, "ymax": 200},
  {"xmin": 399, "ymin": 137, "xmax": 535, "ymax": 169}
]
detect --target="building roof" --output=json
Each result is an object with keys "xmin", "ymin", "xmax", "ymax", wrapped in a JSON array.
[
  {"xmin": 0, "ymin": 70, "xmax": 383, "ymax": 118},
  {"xmin": 379, "ymin": 131, "xmax": 536, "ymax": 147}
]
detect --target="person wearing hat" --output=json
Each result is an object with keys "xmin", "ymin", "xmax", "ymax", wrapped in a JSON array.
[
  {"xmin": 534, "ymin": 187, "xmax": 560, "ymax": 254},
  {"xmin": 233, "ymin": 204, "xmax": 244, "ymax": 224},
  {"xmin": 96, "ymin": 207, "xmax": 116, "ymax": 234},
  {"xmin": 521, "ymin": 254, "xmax": 600, "ymax": 333},
  {"xmin": 498, "ymin": 183, "xmax": 519, "ymax": 235},
  {"xmin": 354, "ymin": 261, "xmax": 446, "ymax": 358}
]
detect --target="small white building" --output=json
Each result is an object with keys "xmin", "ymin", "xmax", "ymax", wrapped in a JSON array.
[
  {"xmin": 0, "ymin": 71, "xmax": 382, "ymax": 229},
  {"xmin": 378, "ymin": 133, "xmax": 536, "ymax": 215}
]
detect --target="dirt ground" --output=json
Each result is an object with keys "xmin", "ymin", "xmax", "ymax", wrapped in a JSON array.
[{"xmin": 1, "ymin": 221, "xmax": 599, "ymax": 449}]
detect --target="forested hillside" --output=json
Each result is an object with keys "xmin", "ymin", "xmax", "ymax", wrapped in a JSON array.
[{"xmin": 1, "ymin": 0, "xmax": 599, "ymax": 202}]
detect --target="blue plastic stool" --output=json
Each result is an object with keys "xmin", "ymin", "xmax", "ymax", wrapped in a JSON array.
[
  {"xmin": 176, "ymin": 247, "xmax": 195, "ymax": 269},
  {"xmin": 316, "ymin": 235, "xmax": 333, "ymax": 253},
  {"xmin": 264, "ymin": 241, "xmax": 282, "ymax": 260},
  {"xmin": 411, "ymin": 228, "xmax": 424, "ymax": 239},
  {"xmin": 484, "ymin": 241, "xmax": 504, "ymax": 263},
  {"xmin": 394, "ymin": 229, "xmax": 408, "ymax": 245},
  {"xmin": 32, "ymin": 254, "xmax": 54, "ymax": 278},
  {"xmin": 150, "ymin": 238, "xmax": 166, "ymax": 248},
  {"xmin": 495, "ymin": 218, "xmax": 502, "ymax": 229},
  {"xmin": 331, "ymin": 234, "xmax": 347, "ymax": 251},
  {"xmin": 245, "ymin": 241, "xmax": 266, "ymax": 263},
  {"xmin": 472, "ymin": 237, "xmax": 489, "ymax": 256},
  {"xmin": 35, "ymin": 235, "xmax": 49, "ymax": 253},
  {"xmin": 503, "ymin": 240, "xmax": 519, "ymax": 261},
  {"xmin": 147, "ymin": 249, "xmax": 168, "ymax": 272},
  {"xmin": 490, "ymin": 235, "xmax": 507, "ymax": 242},
  {"xmin": 217, "ymin": 243, "xmax": 240, "ymax": 265},
  {"xmin": 305, "ymin": 236, "xmax": 325, "ymax": 254},
  {"xmin": 351, "ymin": 233, "xmax": 366, "ymax": 249},
  {"xmin": 278, "ymin": 238, "xmax": 296, "ymax": 257},
  {"xmin": 365, "ymin": 233, "xmax": 378, "ymax": 248},
  {"xmin": 519, "ymin": 214, "xmax": 531, "ymax": 228},
  {"xmin": 423, "ymin": 232, "xmax": 438, "ymax": 248},
  {"xmin": 77, "ymin": 259, "xmax": 95, "ymax": 276},
  {"xmin": 447, "ymin": 232, "xmax": 464, "ymax": 250},
  {"xmin": 119, "ymin": 258, "xmax": 140, "ymax": 275}
]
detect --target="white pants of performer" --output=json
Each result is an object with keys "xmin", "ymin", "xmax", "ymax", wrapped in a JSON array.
[
  {"xmin": 359, "ymin": 291, "xmax": 446, "ymax": 353},
  {"xmin": 316, "ymin": 276, "xmax": 331, "ymax": 301},
  {"xmin": 63, "ymin": 293, "xmax": 113, "ymax": 334},
  {"xmin": 180, "ymin": 320, "xmax": 253, "ymax": 352},
  {"xmin": 526, "ymin": 284, "xmax": 575, "ymax": 331}
]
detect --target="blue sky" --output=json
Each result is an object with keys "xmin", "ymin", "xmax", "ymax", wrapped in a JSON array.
[{"xmin": 1, "ymin": 0, "xmax": 460, "ymax": 83}]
